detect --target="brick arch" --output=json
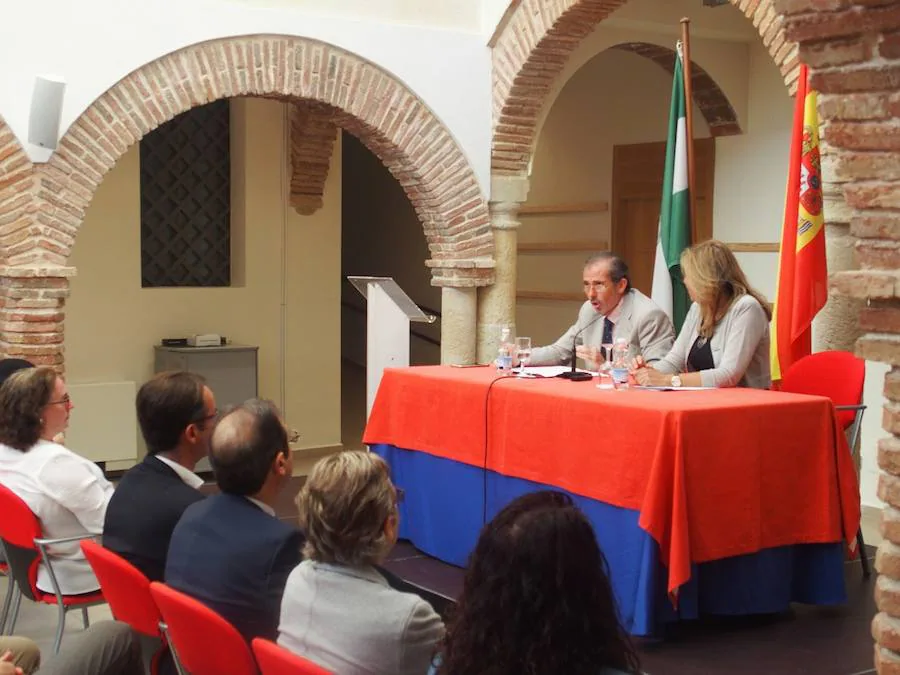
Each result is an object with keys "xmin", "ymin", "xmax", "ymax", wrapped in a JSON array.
[
  {"xmin": 492, "ymin": 0, "xmax": 798, "ymax": 175},
  {"xmin": 611, "ymin": 42, "xmax": 741, "ymax": 137},
  {"xmin": 0, "ymin": 115, "xmax": 36, "ymax": 265},
  {"xmin": 27, "ymin": 36, "xmax": 492, "ymax": 285}
]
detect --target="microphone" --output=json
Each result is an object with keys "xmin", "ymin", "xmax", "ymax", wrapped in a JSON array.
[{"xmin": 557, "ymin": 313, "xmax": 604, "ymax": 381}]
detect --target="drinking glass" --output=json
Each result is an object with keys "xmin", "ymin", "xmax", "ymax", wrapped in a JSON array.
[
  {"xmin": 600, "ymin": 343, "xmax": 614, "ymax": 372},
  {"xmin": 515, "ymin": 336, "xmax": 532, "ymax": 377}
]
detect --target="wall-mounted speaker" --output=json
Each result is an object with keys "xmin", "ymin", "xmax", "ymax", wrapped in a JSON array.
[{"xmin": 28, "ymin": 75, "xmax": 66, "ymax": 150}]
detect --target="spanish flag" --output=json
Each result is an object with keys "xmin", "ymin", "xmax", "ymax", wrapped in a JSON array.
[{"xmin": 770, "ymin": 64, "xmax": 828, "ymax": 383}]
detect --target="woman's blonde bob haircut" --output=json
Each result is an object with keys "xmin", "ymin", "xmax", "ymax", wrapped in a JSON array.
[
  {"xmin": 680, "ymin": 239, "xmax": 772, "ymax": 339},
  {"xmin": 296, "ymin": 450, "xmax": 397, "ymax": 567}
]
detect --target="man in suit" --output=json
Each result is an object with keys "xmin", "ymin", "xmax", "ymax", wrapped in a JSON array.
[
  {"xmin": 165, "ymin": 399, "xmax": 303, "ymax": 642},
  {"xmin": 529, "ymin": 252, "xmax": 675, "ymax": 367},
  {"xmin": 103, "ymin": 371, "xmax": 216, "ymax": 582}
]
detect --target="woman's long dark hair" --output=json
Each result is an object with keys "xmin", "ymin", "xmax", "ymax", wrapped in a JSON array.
[{"xmin": 438, "ymin": 490, "xmax": 641, "ymax": 675}]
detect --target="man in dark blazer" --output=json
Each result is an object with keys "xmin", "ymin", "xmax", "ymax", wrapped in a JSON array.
[
  {"xmin": 165, "ymin": 399, "xmax": 303, "ymax": 642},
  {"xmin": 103, "ymin": 372, "xmax": 217, "ymax": 582}
]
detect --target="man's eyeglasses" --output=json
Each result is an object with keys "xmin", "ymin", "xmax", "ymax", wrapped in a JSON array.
[{"xmin": 47, "ymin": 395, "xmax": 71, "ymax": 407}]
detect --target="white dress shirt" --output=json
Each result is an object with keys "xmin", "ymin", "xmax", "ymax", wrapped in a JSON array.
[
  {"xmin": 246, "ymin": 496, "xmax": 276, "ymax": 517},
  {"xmin": 155, "ymin": 454, "xmax": 204, "ymax": 489},
  {"xmin": 0, "ymin": 439, "xmax": 114, "ymax": 594}
]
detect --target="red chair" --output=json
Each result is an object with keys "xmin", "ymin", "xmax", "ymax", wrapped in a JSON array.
[
  {"xmin": 80, "ymin": 540, "xmax": 170, "ymax": 673},
  {"xmin": 780, "ymin": 350, "xmax": 870, "ymax": 577},
  {"xmin": 149, "ymin": 582, "xmax": 258, "ymax": 675},
  {"xmin": 0, "ymin": 483, "xmax": 105, "ymax": 652},
  {"xmin": 252, "ymin": 638, "xmax": 333, "ymax": 675}
]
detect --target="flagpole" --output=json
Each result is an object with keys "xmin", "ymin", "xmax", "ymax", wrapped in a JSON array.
[{"xmin": 680, "ymin": 18, "xmax": 698, "ymax": 245}]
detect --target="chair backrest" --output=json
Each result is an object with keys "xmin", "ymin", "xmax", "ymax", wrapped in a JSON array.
[
  {"xmin": 251, "ymin": 638, "xmax": 333, "ymax": 675},
  {"xmin": 149, "ymin": 582, "xmax": 258, "ymax": 675},
  {"xmin": 81, "ymin": 540, "xmax": 161, "ymax": 637},
  {"xmin": 779, "ymin": 351, "xmax": 865, "ymax": 428},
  {"xmin": 0, "ymin": 483, "xmax": 41, "ymax": 600}
]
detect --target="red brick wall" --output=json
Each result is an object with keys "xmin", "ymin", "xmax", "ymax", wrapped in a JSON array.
[
  {"xmin": 491, "ymin": 0, "xmax": 797, "ymax": 175},
  {"xmin": 774, "ymin": 0, "xmax": 900, "ymax": 671},
  {"xmin": 0, "ymin": 36, "xmax": 496, "ymax": 371}
]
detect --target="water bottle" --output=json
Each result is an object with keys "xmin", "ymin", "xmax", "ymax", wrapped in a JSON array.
[
  {"xmin": 610, "ymin": 337, "xmax": 630, "ymax": 389},
  {"xmin": 496, "ymin": 326, "xmax": 514, "ymax": 375}
]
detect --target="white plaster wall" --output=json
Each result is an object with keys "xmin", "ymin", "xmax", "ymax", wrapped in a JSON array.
[{"xmin": 0, "ymin": 0, "xmax": 491, "ymax": 192}]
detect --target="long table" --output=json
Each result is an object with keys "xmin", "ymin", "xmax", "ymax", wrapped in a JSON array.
[{"xmin": 363, "ymin": 366, "xmax": 861, "ymax": 635}]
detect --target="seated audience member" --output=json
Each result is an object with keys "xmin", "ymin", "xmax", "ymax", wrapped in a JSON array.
[
  {"xmin": 0, "ymin": 621, "xmax": 142, "ymax": 675},
  {"xmin": 632, "ymin": 239, "xmax": 772, "ymax": 389},
  {"xmin": 104, "ymin": 371, "xmax": 216, "ymax": 582},
  {"xmin": 165, "ymin": 399, "xmax": 303, "ymax": 642},
  {"xmin": 279, "ymin": 450, "xmax": 444, "ymax": 675},
  {"xmin": 0, "ymin": 358, "xmax": 33, "ymax": 568},
  {"xmin": 0, "ymin": 367, "xmax": 113, "ymax": 595},
  {"xmin": 432, "ymin": 490, "xmax": 641, "ymax": 675},
  {"xmin": 529, "ymin": 252, "xmax": 674, "ymax": 368}
]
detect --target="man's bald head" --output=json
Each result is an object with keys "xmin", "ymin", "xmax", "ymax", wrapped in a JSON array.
[{"xmin": 209, "ymin": 399, "xmax": 289, "ymax": 496}]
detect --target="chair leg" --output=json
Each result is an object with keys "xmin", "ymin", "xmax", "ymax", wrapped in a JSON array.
[
  {"xmin": 6, "ymin": 587, "xmax": 21, "ymax": 635},
  {"xmin": 53, "ymin": 603, "xmax": 66, "ymax": 653},
  {"xmin": 81, "ymin": 606, "xmax": 90, "ymax": 630},
  {"xmin": 858, "ymin": 528, "xmax": 872, "ymax": 579},
  {"xmin": 0, "ymin": 577, "xmax": 12, "ymax": 634}
]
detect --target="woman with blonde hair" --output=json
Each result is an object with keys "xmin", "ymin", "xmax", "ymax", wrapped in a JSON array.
[
  {"xmin": 278, "ymin": 450, "xmax": 444, "ymax": 675},
  {"xmin": 632, "ymin": 239, "xmax": 772, "ymax": 389},
  {"xmin": 0, "ymin": 367, "xmax": 113, "ymax": 594}
]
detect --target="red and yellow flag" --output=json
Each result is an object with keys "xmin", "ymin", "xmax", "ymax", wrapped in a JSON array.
[{"xmin": 770, "ymin": 64, "xmax": 828, "ymax": 383}]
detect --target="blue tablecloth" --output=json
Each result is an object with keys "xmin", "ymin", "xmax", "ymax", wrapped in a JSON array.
[{"xmin": 373, "ymin": 443, "xmax": 848, "ymax": 636}]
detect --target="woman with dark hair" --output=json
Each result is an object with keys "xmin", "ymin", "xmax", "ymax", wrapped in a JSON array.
[
  {"xmin": 433, "ymin": 490, "xmax": 641, "ymax": 675},
  {"xmin": 0, "ymin": 367, "xmax": 113, "ymax": 594}
]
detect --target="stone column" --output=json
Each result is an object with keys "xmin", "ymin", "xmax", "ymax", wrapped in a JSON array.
[
  {"xmin": 441, "ymin": 286, "xmax": 477, "ymax": 365},
  {"xmin": 0, "ymin": 266, "xmax": 75, "ymax": 371},
  {"xmin": 814, "ymin": 145, "xmax": 863, "ymax": 354},
  {"xmin": 476, "ymin": 175, "xmax": 530, "ymax": 365}
]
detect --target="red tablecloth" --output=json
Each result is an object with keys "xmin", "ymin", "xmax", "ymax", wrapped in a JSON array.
[{"xmin": 363, "ymin": 366, "xmax": 861, "ymax": 595}]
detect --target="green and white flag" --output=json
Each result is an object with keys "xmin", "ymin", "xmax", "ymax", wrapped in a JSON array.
[{"xmin": 651, "ymin": 43, "xmax": 692, "ymax": 333}]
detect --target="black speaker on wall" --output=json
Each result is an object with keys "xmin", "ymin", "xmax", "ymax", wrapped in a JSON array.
[{"xmin": 28, "ymin": 75, "xmax": 66, "ymax": 150}]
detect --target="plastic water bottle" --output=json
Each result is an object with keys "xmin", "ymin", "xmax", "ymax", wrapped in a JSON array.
[
  {"xmin": 610, "ymin": 337, "xmax": 630, "ymax": 389},
  {"xmin": 496, "ymin": 326, "xmax": 513, "ymax": 375}
]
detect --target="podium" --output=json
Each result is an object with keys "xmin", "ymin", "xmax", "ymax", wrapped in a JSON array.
[{"xmin": 348, "ymin": 276, "xmax": 436, "ymax": 416}]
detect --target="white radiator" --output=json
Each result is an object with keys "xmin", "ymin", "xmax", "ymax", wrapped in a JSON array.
[{"xmin": 65, "ymin": 381, "xmax": 138, "ymax": 465}]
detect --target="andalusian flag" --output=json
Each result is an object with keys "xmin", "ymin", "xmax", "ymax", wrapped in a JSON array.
[
  {"xmin": 770, "ymin": 64, "xmax": 828, "ymax": 382},
  {"xmin": 651, "ymin": 44, "xmax": 692, "ymax": 333}
]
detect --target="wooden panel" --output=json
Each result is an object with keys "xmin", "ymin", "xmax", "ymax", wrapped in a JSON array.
[
  {"xmin": 517, "ymin": 290, "xmax": 584, "ymax": 302},
  {"xmin": 727, "ymin": 242, "xmax": 779, "ymax": 253},
  {"xmin": 611, "ymin": 137, "xmax": 716, "ymax": 295},
  {"xmin": 519, "ymin": 201, "xmax": 609, "ymax": 216},
  {"xmin": 518, "ymin": 240, "xmax": 608, "ymax": 253}
]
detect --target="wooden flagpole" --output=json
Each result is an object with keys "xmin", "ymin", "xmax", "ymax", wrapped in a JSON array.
[{"xmin": 680, "ymin": 18, "xmax": 698, "ymax": 245}]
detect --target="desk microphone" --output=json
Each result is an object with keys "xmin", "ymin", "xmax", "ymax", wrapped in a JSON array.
[{"xmin": 557, "ymin": 313, "xmax": 603, "ymax": 381}]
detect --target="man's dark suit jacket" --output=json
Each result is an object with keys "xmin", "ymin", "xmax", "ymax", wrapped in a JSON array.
[
  {"xmin": 103, "ymin": 455, "xmax": 206, "ymax": 582},
  {"xmin": 164, "ymin": 493, "xmax": 303, "ymax": 642}
]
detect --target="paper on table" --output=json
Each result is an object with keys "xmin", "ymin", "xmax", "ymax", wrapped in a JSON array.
[
  {"xmin": 632, "ymin": 385, "xmax": 716, "ymax": 391},
  {"xmin": 522, "ymin": 366, "xmax": 596, "ymax": 378}
]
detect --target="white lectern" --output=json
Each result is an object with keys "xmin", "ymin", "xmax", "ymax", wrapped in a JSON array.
[{"xmin": 347, "ymin": 276, "xmax": 436, "ymax": 416}]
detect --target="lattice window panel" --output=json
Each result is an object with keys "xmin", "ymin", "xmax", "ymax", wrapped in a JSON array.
[{"xmin": 140, "ymin": 100, "xmax": 231, "ymax": 287}]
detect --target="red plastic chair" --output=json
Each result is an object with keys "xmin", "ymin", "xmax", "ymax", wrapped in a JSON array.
[
  {"xmin": 252, "ymin": 638, "xmax": 333, "ymax": 675},
  {"xmin": 150, "ymin": 582, "xmax": 258, "ymax": 675},
  {"xmin": 0, "ymin": 483, "xmax": 105, "ymax": 652},
  {"xmin": 81, "ymin": 540, "xmax": 170, "ymax": 673},
  {"xmin": 780, "ymin": 351, "xmax": 870, "ymax": 577}
]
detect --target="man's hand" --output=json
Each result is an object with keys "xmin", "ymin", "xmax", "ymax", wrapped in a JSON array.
[{"xmin": 575, "ymin": 345, "xmax": 603, "ymax": 370}]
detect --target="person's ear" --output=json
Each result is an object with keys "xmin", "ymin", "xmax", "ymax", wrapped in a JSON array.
[
  {"xmin": 184, "ymin": 423, "xmax": 200, "ymax": 445},
  {"xmin": 273, "ymin": 449, "xmax": 289, "ymax": 476}
]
